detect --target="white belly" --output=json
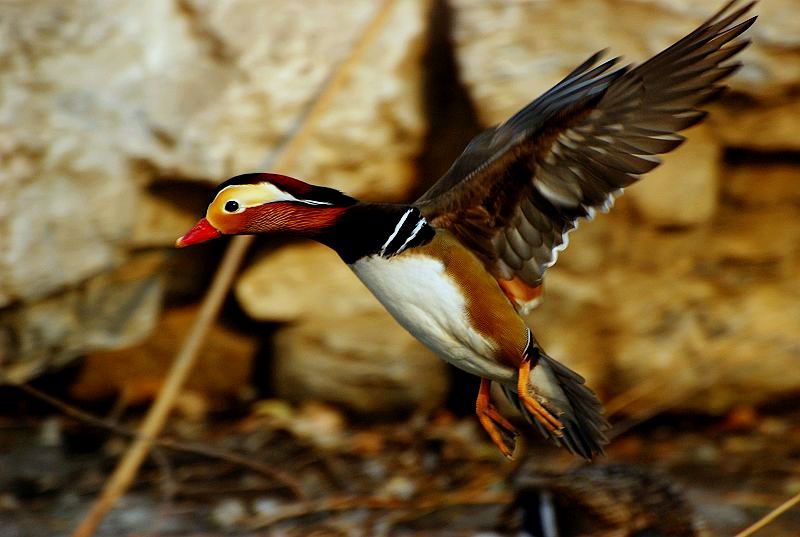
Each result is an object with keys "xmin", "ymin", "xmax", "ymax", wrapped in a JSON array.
[{"xmin": 350, "ymin": 254, "xmax": 515, "ymax": 382}]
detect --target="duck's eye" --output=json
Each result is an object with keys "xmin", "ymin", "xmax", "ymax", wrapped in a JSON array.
[{"xmin": 224, "ymin": 200, "xmax": 240, "ymax": 213}]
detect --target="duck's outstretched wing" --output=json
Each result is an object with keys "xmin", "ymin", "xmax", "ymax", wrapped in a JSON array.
[{"xmin": 415, "ymin": 1, "xmax": 755, "ymax": 287}]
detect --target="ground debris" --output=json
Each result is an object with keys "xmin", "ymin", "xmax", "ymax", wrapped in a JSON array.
[{"xmin": 1, "ymin": 397, "xmax": 800, "ymax": 536}]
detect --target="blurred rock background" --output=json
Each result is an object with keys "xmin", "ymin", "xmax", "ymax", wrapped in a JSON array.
[{"xmin": 1, "ymin": 0, "xmax": 798, "ymax": 420}]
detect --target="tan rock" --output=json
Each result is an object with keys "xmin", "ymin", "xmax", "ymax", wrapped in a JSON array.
[
  {"xmin": 0, "ymin": 149, "xmax": 140, "ymax": 308},
  {"xmin": 593, "ymin": 260, "xmax": 800, "ymax": 415},
  {"xmin": 272, "ymin": 310, "xmax": 449, "ymax": 416},
  {"xmin": 3, "ymin": 0, "xmax": 798, "ymax": 419},
  {"xmin": 0, "ymin": 252, "xmax": 164, "ymax": 384},
  {"xmin": 605, "ymin": 270, "xmax": 720, "ymax": 412},
  {"xmin": 709, "ymin": 98, "xmax": 800, "ymax": 152},
  {"xmin": 708, "ymin": 204, "xmax": 800, "ymax": 266},
  {"xmin": 236, "ymin": 242, "xmax": 379, "ymax": 322},
  {"xmin": 728, "ymin": 0, "xmax": 800, "ymax": 97},
  {"xmin": 724, "ymin": 162, "xmax": 800, "ymax": 208},
  {"xmin": 531, "ymin": 182, "xmax": 800, "ymax": 414},
  {"xmin": 131, "ymin": 183, "xmax": 213, "ymax": 248},
  {"xmin": 174, "ymin": 0, "xmax": 429, "ymax": 200},
  {"xmin": 626, "ymin": 125, "xmax": 721, "ymax": 226},
  {"xmin": 526, "ymin": 270, "xmax": 614, "ymax": 393},
  {"xmin": 687, "ymin": 283, "xmax": 800, "ymax": 414},
  {"xmin": 549, "ymin": 211, "xmax": 618, "ymax": 276},
  {"xmin": 451, "ymin": 0, "xmax": 800, "ymax": 126},
  {"xmin": 0, "ymin": 0, "xmax": 429, "ymax": 379},
  {"xmin": 71, "ymin": 305, "xmax": 257, "ymax": 409},
  {"xmin": 565, "ymin": 198, "xmax": 797, "ymax": 407},
  {"xmin": 0, "ymin": 0, "xmax": 176, "ymax": 304},
  {"xmin": 0, "ymin": 0, "xmax": 429, "ymax": 300}
]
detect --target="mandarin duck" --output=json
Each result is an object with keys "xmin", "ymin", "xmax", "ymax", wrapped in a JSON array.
[{"xmin": 177, "ymin": 1, "xmax": 755, "ymax": 460}]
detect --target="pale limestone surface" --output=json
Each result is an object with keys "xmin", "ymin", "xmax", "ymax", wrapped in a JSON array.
[
  {"xmin": 626, "ymin": 124, "xmax": 721, "ymax": 226},
  {"xmin": 2, "ymin": 0, "xmax": 799, "ymax": 417},
  {"xmin": 0, "ymin": 252, "xmax": 164, "ymax": 384},
  {"xmin": 173, "ymin": 0, "xmax": 427, "ymax": 198},
  {"xmin": 0, "ymin": 0, "xmax": 429, "ymax": 386},
  {"xmin": 273, "ymin": 311, "xmax": 449, "ymax": 416},
  {"xmin": 451, "ymin": 0, "xmax": 800, "ymax": 122},
  {"xmin": 236, "ymin": 242, "xmax": 381, "ymax": 323}
]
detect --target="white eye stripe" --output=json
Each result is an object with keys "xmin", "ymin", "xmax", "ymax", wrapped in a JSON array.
[{"xmin": 215, "ymin": 183, "xmax": 333, "ymax": 208}]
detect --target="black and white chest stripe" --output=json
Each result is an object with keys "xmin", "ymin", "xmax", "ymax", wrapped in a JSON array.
[
  {"xmin": 326, "ymin": 204, "xmax": 435, "ymax": 264},
  {"xmin": 378, "ymin": 207, "xmax": 433, "ymax": 258}
]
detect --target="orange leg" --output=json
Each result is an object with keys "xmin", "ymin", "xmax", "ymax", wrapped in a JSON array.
[
  {"xmin": 517, "ymin": 357, "xmax": 563, "ymax": 435},
  {"xmin": 476, "ymin": 378, "xmax": 519, "ymax": 459}
]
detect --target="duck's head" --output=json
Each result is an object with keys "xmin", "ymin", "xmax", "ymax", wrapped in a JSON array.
[{"xmin": 176, "ymin": 173, "xmax": 355, "ymax": 247}]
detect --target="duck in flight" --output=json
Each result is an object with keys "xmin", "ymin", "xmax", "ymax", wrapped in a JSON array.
[{"xmin": 177, "ymin": 1, "xmax": 755, "ymax": 460}]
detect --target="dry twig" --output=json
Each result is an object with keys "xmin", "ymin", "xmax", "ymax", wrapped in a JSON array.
[
  {"xmin": 70, "ymin": 3, "xmax": 403, "ymax": 534},
  {"xmin": 734, "ymin": 490, "xmax": 800, "ymax": 537}
]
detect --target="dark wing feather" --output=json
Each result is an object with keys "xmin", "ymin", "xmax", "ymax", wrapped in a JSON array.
[{"xmin": 415, "ymin": 1, "xmax": 756, "ymax": 286}]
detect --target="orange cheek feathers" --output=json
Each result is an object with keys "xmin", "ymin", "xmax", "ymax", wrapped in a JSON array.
[{"xmin": 235, "ymin": 203, "xmax": 347, "ymax": 235}]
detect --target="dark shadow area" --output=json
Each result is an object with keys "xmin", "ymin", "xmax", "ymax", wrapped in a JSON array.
[{"xmin": 413, "ymin": 0, "xmax": 483, "ymax": 197}]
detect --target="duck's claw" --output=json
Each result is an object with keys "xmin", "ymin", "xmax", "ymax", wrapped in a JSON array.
[
  {"xmin": 518, "ymin": 356, "xmax": 564, "ymax": 436},
  {"xmin": 476, "ymin": 378, "xmax": 519, "ymax": 458}
]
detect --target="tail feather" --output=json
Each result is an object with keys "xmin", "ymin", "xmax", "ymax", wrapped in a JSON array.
[{"xmin": 501, "ymin": 350, "xmax": 609, "ymax": 460}]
